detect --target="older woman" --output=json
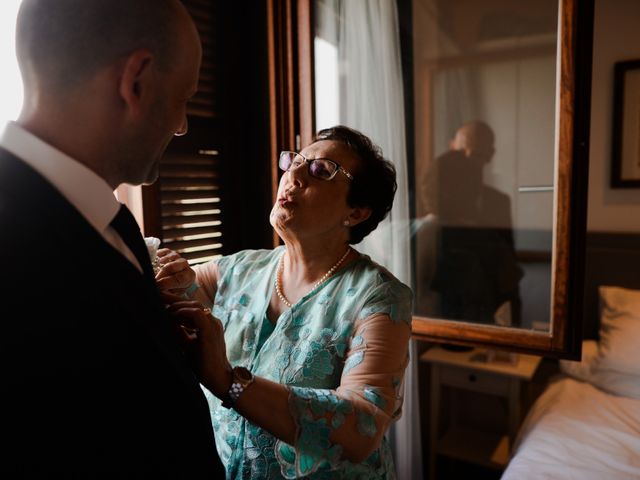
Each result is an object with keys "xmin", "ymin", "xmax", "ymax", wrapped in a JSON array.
[{"xmin": 158, "ymin": 126, "xmax": 412, "ymax": 479}]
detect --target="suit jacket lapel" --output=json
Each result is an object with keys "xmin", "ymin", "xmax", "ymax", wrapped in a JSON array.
[{"xmin": 0, "ymin": 150, "xmax": 204, "ymax": 399}]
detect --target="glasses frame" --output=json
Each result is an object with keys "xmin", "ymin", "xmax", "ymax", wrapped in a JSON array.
[{"xmin": 279, "ymin": 151, "xmax": 354, "ymax": 181}]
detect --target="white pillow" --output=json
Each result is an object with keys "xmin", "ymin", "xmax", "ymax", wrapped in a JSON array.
[
  {"xmin": 559, "ymin": 340, "xmax": 598, "ymax": 381},
  {"xmin": 590, "ymin": 286, "xmax": 640, "ymax": 399}
]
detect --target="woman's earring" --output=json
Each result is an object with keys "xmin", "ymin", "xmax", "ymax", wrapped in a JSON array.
[{"xmin": 343, "ymin": 220, "xmax": 350, "ymax": 227}]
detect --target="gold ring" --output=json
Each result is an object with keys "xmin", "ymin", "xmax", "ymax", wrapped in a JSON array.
[{"xmin": 202, "ymin": 308, "xmax": 211, "ymax": 316}]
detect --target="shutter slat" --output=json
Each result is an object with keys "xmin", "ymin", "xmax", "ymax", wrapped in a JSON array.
[
  {"xmin": 162, "ymin": 203, "xmax": 220, "ymax": 215},
  {"xmin": 163, "ymin": 237, "xmax": 223, "ymax": 251},
  {"xmin": 160, "ymin": 177, "xmax": 218, "ymax": 188},
  {"xmin": 162, "ymin": 154, "xmax": 219, "ymax": 166},
  {"xmin": 160, "ymin": 165, "xmax": 219, "ymax": 178},
  {"xmin": 162, "ymin": 225, "xmax": 222, "ymax": 240},
  {"xmin": 186, "ymin": 105, "xmax": 216, "ymax": 119},
  {"xmin": 161, "ymin": 190, "xmax": 219, "ymax": 202},
  {"xmin": 162, "ymin": 213, "xmax": 222, "ymax": 227}
]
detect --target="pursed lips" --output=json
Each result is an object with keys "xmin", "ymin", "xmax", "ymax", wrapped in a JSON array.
[
  {"xmin": 278, "ymin": 189, "xmax": 298, "ymax": 206},
  {"xmin": 278, "ymin": 195, "xmax": 294, "ymax": 207}
]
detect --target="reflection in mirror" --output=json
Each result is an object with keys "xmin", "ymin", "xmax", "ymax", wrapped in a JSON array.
[
  {"xmin": 419, "ymin": 122, "xmax": 524, "ymax": 326},
  {"xmin": 412, "ymin": 0, "xmax": 558, "ymax": 332},
  {"xmin": 313, "ymin": 0, "xmax": 562, "ymax": 334}
]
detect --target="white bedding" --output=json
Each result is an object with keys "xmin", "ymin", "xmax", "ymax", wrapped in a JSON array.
[{"xmin": 502, "ymin": 376, "xmax": 640, "ymax": 480}]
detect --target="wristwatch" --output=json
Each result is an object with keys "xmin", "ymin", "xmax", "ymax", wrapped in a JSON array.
[{"xmin": 221, "ymin": 366, "xmax": 255, "ymax": 409}]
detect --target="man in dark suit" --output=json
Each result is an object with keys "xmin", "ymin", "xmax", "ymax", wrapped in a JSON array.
[
  {"xmin": 0, "ymin": 0, "xmax": 225, "ymax": 476},
  {"xmin": 429, "ymin": 121, "xmax": 524, "ymax": 325}
]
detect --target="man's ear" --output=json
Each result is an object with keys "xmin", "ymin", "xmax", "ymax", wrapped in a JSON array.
[
  {"xmin": 347, "ymin": 206, "xmax": 372, "ymax": 227},
  {"xmin": 118, "ymin": 49, "xmax": 154, "ymax": 117}
]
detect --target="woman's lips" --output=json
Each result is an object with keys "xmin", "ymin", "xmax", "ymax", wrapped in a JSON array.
[
  {"xmin": 278, "ymin": 198, "xmax": 295, "ymax": 208},
  {"xmin": 278, "ymin": 192, "xmax": 297, "ymax": 206}
]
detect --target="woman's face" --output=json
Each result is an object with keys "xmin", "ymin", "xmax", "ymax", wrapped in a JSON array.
[{"xmin": 270, "ymin": 140, "xmax": 361, "ymax": 242}]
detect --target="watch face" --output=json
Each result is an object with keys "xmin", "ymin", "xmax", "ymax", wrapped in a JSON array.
[{"xmin": 234, "ymin": 366, "xmax": 253, "ymax": 383}]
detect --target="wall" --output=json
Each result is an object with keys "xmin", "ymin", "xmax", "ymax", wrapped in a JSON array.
[{"xmin": 588, "ymin": 0, "xmax": 640, "ymax": 232}]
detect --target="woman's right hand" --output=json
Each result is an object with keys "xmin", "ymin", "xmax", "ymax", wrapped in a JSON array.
[
  {"xmin": 165, "ymin": 298, "xmax": 232, "ymax": 398},
  {"xmin": 155, "ymin": 248, "xmax": 196, "ymax": 296}
]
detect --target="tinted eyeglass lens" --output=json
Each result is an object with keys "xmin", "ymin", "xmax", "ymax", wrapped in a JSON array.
[
  {"xmin": 309, "ymin": 159, "xmax": 337, "ymax": 180},
  {"xmin": 279, "ymin": 152, "xmax": 295, "ymax": 171}
]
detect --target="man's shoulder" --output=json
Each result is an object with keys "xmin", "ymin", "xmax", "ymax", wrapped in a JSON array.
[{"xmin": 482, "ymin": 185, "xmax": 510, "ymax": 203}]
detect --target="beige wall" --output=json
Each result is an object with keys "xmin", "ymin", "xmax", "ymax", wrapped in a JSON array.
[{"xmin": 588, "ymin": 0, "xmax": 640, "ymax": 232}]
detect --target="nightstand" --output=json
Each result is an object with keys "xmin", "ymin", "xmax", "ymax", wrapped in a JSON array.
[{"xmin": 421, "ymin": 345, "xmax": 541, "ymax": 480}]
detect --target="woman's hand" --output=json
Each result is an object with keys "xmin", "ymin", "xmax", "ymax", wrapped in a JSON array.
[
  {"xmin": 165, "ymin": 298, "xmax": 232, "ymax": 399},
  {"xmin": 155, "ymin": 248, "xmax": 196, "ymax": 295}
]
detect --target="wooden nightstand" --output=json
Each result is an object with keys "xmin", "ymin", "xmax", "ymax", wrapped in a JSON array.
[{"xmin": 421, "ymin": 345, "xmax": 541, "ymax": 480}]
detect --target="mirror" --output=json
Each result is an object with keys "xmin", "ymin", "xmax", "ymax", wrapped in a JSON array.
[
  {"xmin": 410, "ymin": 0, "xmax": 558, "ymax": 331},
  {"xmin": 285, "ymin": 0, "xmax": 592, "ymax": 355}
]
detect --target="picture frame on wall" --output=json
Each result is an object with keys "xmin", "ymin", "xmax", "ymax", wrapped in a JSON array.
[{"xmin": 612, "ymin": 59, "xmax": 640, "ymax": 188}]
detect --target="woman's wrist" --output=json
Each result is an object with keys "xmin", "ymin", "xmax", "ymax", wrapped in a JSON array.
[{"xmin": 203, "ymin": 362, "xmax": 234, "ymax": 400}]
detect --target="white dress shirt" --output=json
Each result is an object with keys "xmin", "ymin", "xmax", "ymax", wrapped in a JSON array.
[{"xmin": 0, "ymin": 121, "xmax": 143, "ymax": 273}]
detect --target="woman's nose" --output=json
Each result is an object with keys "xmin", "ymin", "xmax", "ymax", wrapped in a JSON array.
[
  {"xmin": 174, "ymin": 117, "xmax": 189, "ymax": 137},
  {"xmin": 287, "ymin": 160, "xmax": 308, "ymax": 186}
]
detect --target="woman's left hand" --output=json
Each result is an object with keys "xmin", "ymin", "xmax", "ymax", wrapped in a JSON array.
[{"xmin": 155, "ymin": 248, "xmax": 196, "ymax": 295}]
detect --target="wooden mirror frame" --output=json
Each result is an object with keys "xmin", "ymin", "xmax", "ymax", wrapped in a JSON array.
[{"xmin": 270, "ymin": 0, "xmax": 594, "ymax": 358}]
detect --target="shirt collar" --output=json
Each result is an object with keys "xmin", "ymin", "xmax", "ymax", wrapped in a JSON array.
[{"xmin": 0, "ymin": 121, "xmax": 120, "ymax": 232}]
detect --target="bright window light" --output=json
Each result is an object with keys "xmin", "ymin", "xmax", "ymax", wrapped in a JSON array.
[
  {"xmin": 0, "ymin": 1, "xmax": 24, "ymax": 124},
  {"xmin": 314, "ymin": 37, "xmax": 339, "ymax": 132}
]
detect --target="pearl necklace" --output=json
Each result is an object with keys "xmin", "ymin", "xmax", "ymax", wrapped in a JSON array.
[{"xmin": 275, "ymin": 247, "xmax": 352, "ymax": 308}]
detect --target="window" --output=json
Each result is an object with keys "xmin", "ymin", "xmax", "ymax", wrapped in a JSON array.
[{"xmin": 0, "ymin": 1, "xmax": 24, "ymax": 124}]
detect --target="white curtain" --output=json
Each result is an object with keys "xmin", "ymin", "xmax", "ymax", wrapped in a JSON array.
[{"xmin": 316, "ymin": 2, "xmax": 422, "ymax": 479}]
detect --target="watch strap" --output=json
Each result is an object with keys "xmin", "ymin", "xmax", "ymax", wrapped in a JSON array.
[{"xmin": 221, "ymin": 366, "xmax": 254, "ymax": 409}]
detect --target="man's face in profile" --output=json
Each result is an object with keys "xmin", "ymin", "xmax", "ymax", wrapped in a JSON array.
[{"xmin": 134, "ymin": 17, "xmax": 202, "ymax": 186}]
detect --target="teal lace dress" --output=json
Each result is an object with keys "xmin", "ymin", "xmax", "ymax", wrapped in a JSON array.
[{"xmin": 198, "ymin": 247, "xmax": 412, "ymax": 479}]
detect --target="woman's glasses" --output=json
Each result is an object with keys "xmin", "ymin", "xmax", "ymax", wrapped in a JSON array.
[{"xmin": 279, "ymin": 151, "xmax": 354, "ymax": 181}]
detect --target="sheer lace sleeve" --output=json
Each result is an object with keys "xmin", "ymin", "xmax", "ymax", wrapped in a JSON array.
[{"xmin": 276, "ymin": 282, "xmax": 412, "ymax": 478}]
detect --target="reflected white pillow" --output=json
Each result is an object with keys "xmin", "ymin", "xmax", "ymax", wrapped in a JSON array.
[{"xmin": 590, "ymin": 286, "xmax": 640, "ymax": 399}]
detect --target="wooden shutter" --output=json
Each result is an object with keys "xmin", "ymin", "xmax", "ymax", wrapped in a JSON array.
[
  {"xmin": 184, "ymin": 0, "xmax": 217, "ymax": 119},
  {"xmin": 142, "ymin": 0, "xmax": 223, "ymax": 265}
]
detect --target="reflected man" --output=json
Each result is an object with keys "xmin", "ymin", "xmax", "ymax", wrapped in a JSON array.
[{"xmin": 429, "ymin": 121, "xmax": 523, "ymax": 325}]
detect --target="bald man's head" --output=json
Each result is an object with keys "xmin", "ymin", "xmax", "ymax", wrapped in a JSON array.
[
  {"xmin": 450, "ymin": 120, "xmax": 495, "ymax": 164},
  {"xmin": 16, "ymin": 0, "xmax": 186, "ymax": 95}
]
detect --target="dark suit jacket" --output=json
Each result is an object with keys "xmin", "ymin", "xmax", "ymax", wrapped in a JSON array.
[
  {"xmin": 0, "ymin": 148, "xmax": 224, "ymax": 478},
  {"xmin": 430, "ymin": 151, "xmax": 523, "ymax": 324}
]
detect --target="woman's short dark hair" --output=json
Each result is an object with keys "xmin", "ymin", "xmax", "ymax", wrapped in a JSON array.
[{"xmin": 315, "ymin": 125, "xmax": 397, "ymax": 244}]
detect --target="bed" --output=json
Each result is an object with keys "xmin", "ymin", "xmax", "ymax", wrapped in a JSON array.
[{"xmin": 502, "ymin": 232, "xmax": 640, "ymax": 480}]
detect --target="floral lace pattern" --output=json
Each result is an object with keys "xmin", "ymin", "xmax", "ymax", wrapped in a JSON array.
[{"xmin": 202, "ymin": 247, "xmax": 412, "ymax": 479}]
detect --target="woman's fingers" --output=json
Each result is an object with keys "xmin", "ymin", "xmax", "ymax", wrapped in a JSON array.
[
  {"xmin": 157, "ymin": 248, "xmax": 177, "ymax": 260},
  {"xmin": 156, "ymin": 257, "xmax": 196, "ymax": 292},
  {"xmin": 160, "ymin": 291, "xmax": 185, "ymax": 305},
  {"xmin": 156, "ymin": 257, "xmax": 189, "ymax": 277},
  {"xmin": 166, "ymin": 304, "xmax": 208, "ymax": 336}
]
